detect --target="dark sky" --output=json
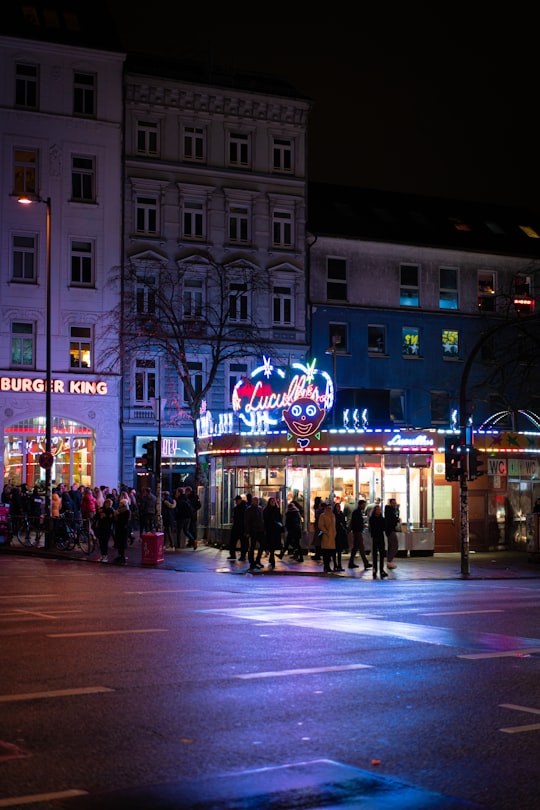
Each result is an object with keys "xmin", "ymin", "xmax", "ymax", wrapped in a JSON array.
[{"xmin": 107, "ymin": 4, "xmax": 540, "ymax": 213}]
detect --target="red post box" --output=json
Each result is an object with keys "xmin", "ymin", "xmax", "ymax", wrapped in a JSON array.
[{"xmin": 141, "ymin": 531, "xmax": 164, "ymax": 565}]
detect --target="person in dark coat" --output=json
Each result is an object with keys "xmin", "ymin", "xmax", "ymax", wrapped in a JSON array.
[
  {"xmin": 348, "ymin": 498, "xmax": 372, "ymax": 570},
  {"xmin": 244, "ymin": 496, "xmax": 265, "ymax": 570},
  {"xmin": 94, "ymin": 498, "xmax": 115, "ymax": 562},
  {"xmin": 280, "ymin": 500, "xmax": 303, "ymax": 561},
  {"xmin": 369, "ymin": 503, "xmax": 388, "ymax": 579},
  {"xmin": 228, "ymin": 495, "xmax": 248, "ymax": 561},
  {"xmin": 262, "ymin": 496, "xmax": 283, "ymax": 569},
  {"xmin": 333, "ymin": 501, "xmax": 348, "ymax": 571},
  {"xmin": 174, "ymin": 488, "xmax": 195, "ymax": 549}
]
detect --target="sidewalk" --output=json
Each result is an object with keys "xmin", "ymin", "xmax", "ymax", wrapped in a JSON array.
[{"xmin": 2, "ymin": 536, "xmax": 540, "ymax": 580}]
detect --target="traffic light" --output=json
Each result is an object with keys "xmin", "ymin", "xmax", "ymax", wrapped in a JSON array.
[
  {"xmin": 445, "ymin": 436, "xmax": 464, "ymax": 481},
  {"xmin": 468, "ymin": 448, "xmax": 485, "ymax": 481},
  {"xmin": 142, "ymin": 440, "xmax": 157, "ymax": 472}
]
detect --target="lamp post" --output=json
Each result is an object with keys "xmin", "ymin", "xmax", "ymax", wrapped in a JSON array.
[
  {"xmin": 18, "ymin": 195, "xmax": 52, "ymax": 549},
  {"xmin": 325, "ymin": 334, "xmax": 341, "ymax": 427}
]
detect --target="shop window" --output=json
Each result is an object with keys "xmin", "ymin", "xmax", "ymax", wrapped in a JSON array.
[
  {"xmin": 182, "ymin": 199, "xmax": 205, "ymax": 239},
  {"xmin": 442, "ymin": 329, "xmax": 459, "ymax": 358},
  {"xmin": 13, "ymin": 148, "xmax": 37, "ymax": 197},
  {"xmin": 136, "ymin": 196, "xmax": 158, "ymax": 235},
  {"xmin": 11, "ymin": 322, "xmax": 34, "ymax": 367},
  {"xmin": 12, "ymin": 234, "xmax": 36, "ymax": 282},
  {"xmin": 70, "ymin": 326, "xmax": 92, "ymax": 369},
  {"xmin": 402, "ymin": 326, "xmax": 421, "ymax": 357},
  {"xmin": 136, "ymin": 120, "xmax": 159, "ymax": 156},
  {"xmin": 272, "ymin": 137, "xmax": 293, "ymax": 173},
  {"xmin": 183, "ymin": 126, "xmax": 206, "ymax": 162},
  {"xmin": 70, "ymin": 240, "xmax": 94, "ymax": 286},
  {"xmin": 135, "ymin": 359, "xmax": 156, "ymax": 404},
  {"xmin": 368, "ymin": 324, "xmax": 386, "ymax": 355},
  {"xmin": 15, "ymin": 63, "xmax": 38, "ymax": 109},
  {"xmin": 439, "ymin": 266, "xmax": 458, "ymax": 309},
  {"xmin": 478, "ymin": 271, "xmax": 496, "ymax": 312},
  {"xmin": 326, "ymin": 257, "xmax": 347, "ymax": 301},
  {"xmin": 431, "ymin": 391, "xmax": 450, "ymax": 425},
  {"xmin": 73, "ymin": 71, "xmax": 96, "ymax": 117},
  {"xmin": 71, "ymin": 155, "xmax": 95, "ymax": 202},
  {"xmin": 272, "ymin": 286, "xmax": 293, "ymax": 326},
  {"xmin": 400, "ymin": 263, "xmax": 419, "ymax": 307}
]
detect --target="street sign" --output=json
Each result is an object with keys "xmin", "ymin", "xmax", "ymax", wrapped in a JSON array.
[{"xmin": 39, "ymin": 451, "xmax": 54, "ymax": 469}]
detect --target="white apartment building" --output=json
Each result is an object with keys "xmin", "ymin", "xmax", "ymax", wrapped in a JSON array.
[{"xmin": 0, "ymin": 16, "xmax": 124, "ymax": 491}]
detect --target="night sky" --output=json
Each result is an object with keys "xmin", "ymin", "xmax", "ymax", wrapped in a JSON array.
[{"xmin": 106, "ymin": 3, "xmax": 540, "ymax": 214}]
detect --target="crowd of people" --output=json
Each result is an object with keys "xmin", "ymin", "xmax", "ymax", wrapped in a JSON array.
[{"xmin": 224, "ymin": 492, "xmax": 402, "ymax": 576}]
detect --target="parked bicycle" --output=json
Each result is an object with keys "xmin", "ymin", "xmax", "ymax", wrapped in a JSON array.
[
  {"xmin": 10, "ymin": 513, "xmax": 43, "ymax": 547},
  {"xmin": 53, "ymin": 512, "xmax": 95, "ymax": 555}
]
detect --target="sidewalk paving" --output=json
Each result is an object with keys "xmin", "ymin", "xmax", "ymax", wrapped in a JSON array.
[{"xmin": 2, "ymin": 536, "xmax": 540, "ymax": 580}]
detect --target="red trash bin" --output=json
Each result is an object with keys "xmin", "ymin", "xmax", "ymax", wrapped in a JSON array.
[{"xmin": 141, "ymin": 531, "xmax": 164, "ymax": 565}]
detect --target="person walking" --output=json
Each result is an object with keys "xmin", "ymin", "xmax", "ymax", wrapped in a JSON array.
[
  {"xmin": 348, "ymin": 498, "xmax": 372, "ymax": 570},
  {"xmin": 244, "ymin": 495, "xmax": 265, "ymax": 570},
  {"xmin": 161, "ymin": 491, "xmax": 176, "ymax": 550},
  {"xmin": 174, "ymin": 488, "xmax": 195, "ymax": 549},
  {"xmin": 318, "ymin": 501, "xmax": 337, "ymax": 573},
  {"xmin": 94, "ymin": 498, "xmax": 115, "ymax": 562},
  {"xmin": 311, "ymin": 496, "xmax": 324, "ymax": 561},
  {"xmin": 262, "ymin": 496, "xmax": 284, "ymax": 569},
  {"xmin": 384, "ymin": 498, "xmax": 400, "ymax": 569},
  {"xmin": 81, "ymin": 486, "xmax": 97, "ymax": 525},
  {"xmin": 139, "ymin": 487, "xmax": 157, "ymax": 534},
  {"xmin": 184, "ymin": 486, "xmax": 201, "ymax": 548},
  {"xmin": 228, "ymin": 495, "xmax": 248, "ymax": 561},
  {"xmin": 112, "ymin": 492, "xmax": 130, "ymax": 564},
  {"xmin": 281, "ymin": 500, "xmax": 303, "ymax": 561},
  {"xmin": 333, "ymin": 501, "xmax": 348, "ymax": 571},
  {"xmin": 369, "ymin": 503, "xmax": 388, "ymax": 578}
]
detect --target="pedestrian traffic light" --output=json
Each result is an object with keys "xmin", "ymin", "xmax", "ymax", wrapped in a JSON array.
[
  {"xmin": 142, "ymin": 440, "xmax": 157, "ymax": 472},
  {"xmin": 445, "ymin": 436, "xmax": 464, "ymax": 481},
  {"xmin": 468, "ymin": 447, "xmax": 485, "ymax": 481}
]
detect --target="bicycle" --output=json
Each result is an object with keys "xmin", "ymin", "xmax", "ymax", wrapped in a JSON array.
[
  {"xmin": 54, "ymin": 513, "xmax": 95, "ymax": 555},
  {"xmin": 10, "ymin": 513, "xmax": 43, "ymax": 547}
]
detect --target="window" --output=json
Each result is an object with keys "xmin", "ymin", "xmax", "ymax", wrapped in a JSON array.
[
  {"xmin": 71, "ymin": 156, "xmax": 95, "ymax": 202},
  {"xmin": 272, "ymin": 286, "xmax": 293, "ymax": 326},
  {"xmin": 70, "ymin": 326, "xmax": 92, "ymax": 369},
  {"xmin": 228, "ymin": 362, "xmax": 248, "ymax": 404},
  {"xmin": 478, "ymin": 271, "xmax": 496, "ymax": 312},
  {"xmin": 400, "ymin": 264, "xmax": 419, "ymax": 307},
  {"xmin": 229, "ymin": 283, "xmax": 250, "ymax": 322},
  {"xmin": 439, "ymin": 266, "xmax": 458, "ymax": 309},
  {"xmin": 183, "ymin": 280, "xmax": 204, "ymax": 318},
  {"xmin": 513, "ymin": 274, "xmax": 534, "ymax": 314},
  {"xmin": 272, "ymin": 137, "xmax": 293, "ymax": 173},
  {"xmin": 12, "ymin": 234, "xmax": 36, "ymax": 281},
  {"xmin": 182, "ymin": 200, "xmax": 205, "ymax": 239},
  {"xmin": 11, "ymin": 322, "xmax": 34, "ymax": 367},
  {"xmin": 15, "ymin": 63, "xmax": 38, "ymax": 108},
  {"xmin": 183, "ymin": 126, "xmax": 205, "ymax": 161},
  {"xmin": 228, "ymin": 132, "xmax": 250, "ymax": 167},
  {"xmin": 136, "ymin": 121, "xmax": 159, "ymax": 156},
  {"xmin": 328, "ymin": 323, "xmax": 348, "ymax": 352},
  {"xmin": 73, "ymin": 71, "xmax": 95, "ymax": 116},
  {"xmin": 136, "ymin": 196, "xmax": 158, "ymax": 234},
  {"xmin": 326, "ymin": 257, "xmax": 347, "ymax": 301},
  {"xmin": 135, "ymin": 359, "xmax": 156, "ymax": 404},
  {"xmin": 136, "ymin": 277, "xmax": 156, "ymax": 315},
  {"xmin": 368, "ymin": 325, "xmax": 386, "ymax": 354},
  {"xmin": 402, "ymin": 326, "xmax": 420, "ymax": 356},
  {"xmin": 183, "ymin": 362, "xmax": 203, "ymax": 403},
  {"xmin": 228, "ymin": 205, "xmax": 249, "ymax": 243},
  {"xmin": 431, "ymin": 391, "xmax": 450, "ymax": 425},
  {"xmin": 14, "ymin": 149, "xmax": 37, "ymax": 196},
  {"xmin": 70, "ymin": 240, "xmax": 93, "ymax": 286},
  {"xmin": 442, "ymin": 329, "xmax": 459, "ymax": 358},
  {"xmin": 272, "ymin": 210, "xmax": 293, "ymax": 247}
]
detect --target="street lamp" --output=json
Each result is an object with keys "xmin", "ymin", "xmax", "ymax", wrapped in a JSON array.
[
  {"xmin": 325, "ymin": 334, "xmax": 341, "ymax": 427},
  {"xmin": 18, "ymin": 194, "xmax": 52, "ymax": 549}
]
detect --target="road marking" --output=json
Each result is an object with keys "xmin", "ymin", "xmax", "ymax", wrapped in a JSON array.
[
  {"xmin": 47, "ymin": 628, "xmax": 168, "ymax": 638},
  {"xmin": 0, "ymin": 790, "xmax": 88, "ymax": 807},
  {"xmin": 499, "ymin": 704, "xmax": 540, "ymax": 733},
  {"xmin": 0, "ymin": 686, "xmax": 114, "ymax": 703},
  {"xmin": 458, "ymin": 648, "xmax": 540, "ymax": 659},
  {"xmin": 237, "ymin": 663, "xmax": 372, "ymax": 679},
  {"xmin": 422, "ymin": 610, "xmax": 504, "ymax": 616}
]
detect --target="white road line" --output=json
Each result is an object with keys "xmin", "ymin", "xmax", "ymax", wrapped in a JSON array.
[
  {"xmin": 47, "ymin": 628, "xmax": 168, "ymax": 638},
  {"xmin": 237, "ymin": 663, "xmax": 372, "ymax": 679},
  {"xmin": 498, "ymin": 705, "xmax": 540, "ymax": 733},
  {"xmin": 499, "ymin": 703, "xmax": 540, "ymax": 716},
  {"xmin": 422, "ymin": 610, "xmax": 504, "ymax": 616},
  {"xmin": 500, "ymin": 723, "xmax": 540, "ymax": 734},
  {"xmin": 0, "ymin": 790, "xmax": 88, "ymax": 807},
  {"xmin": 0, "ymin": 686, "xmax": 114, "ymax": 703},
  {"xmin": 458, "ymin": 648, "xmax": 540, "ymax": 659}
]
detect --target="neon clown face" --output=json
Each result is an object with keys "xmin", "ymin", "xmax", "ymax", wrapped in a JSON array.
[{"xmin": 282, "ymin": 397, "xmax": 326, "ymax": 437}]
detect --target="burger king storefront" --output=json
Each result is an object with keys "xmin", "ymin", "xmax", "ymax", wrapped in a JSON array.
[{"xmin": 1, "ymin": 374, "xmax": 120, "ymax": 490}]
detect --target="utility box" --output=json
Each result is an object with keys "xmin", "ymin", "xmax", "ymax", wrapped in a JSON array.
[{"xmin": 141, "ymin": 531, "xmax": 164, "ymax": 565}]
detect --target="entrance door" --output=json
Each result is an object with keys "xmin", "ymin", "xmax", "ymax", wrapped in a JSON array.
[{"xmin": 433, "ymin": 482, "xmax": 459, "ymax": 551}]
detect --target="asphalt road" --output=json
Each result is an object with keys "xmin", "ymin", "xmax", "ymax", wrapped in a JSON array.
[{"xmin": 1, "ymin": 554, "xmax": 540, "ymax": 809}]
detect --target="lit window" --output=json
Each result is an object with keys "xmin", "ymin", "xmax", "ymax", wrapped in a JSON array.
[
  {"xmin": 478, "ymin": 271, "xmax": 496, "ymax": 312},
  {"xmin": 11, "ymin": 322, "xmax": 34, "ymax": 367},
  {"xmin": 402, "ymin": 327, "xmax": 420, "ymax": 357},
  {"xmin": 439, "ymin": 266, "xmax": 458, "ymax": 310},
  {"xmin": 70, "ymin": 326, "xmax": 92, "ymax": 369},
  {"xmin": 442, "ymin": 329, "xmax": 459, "ymax": 358}
]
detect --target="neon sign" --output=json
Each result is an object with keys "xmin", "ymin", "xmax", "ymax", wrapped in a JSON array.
[{"xmin": 0, "ymin": 376, "xmax": 108, "ymax": 395}]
